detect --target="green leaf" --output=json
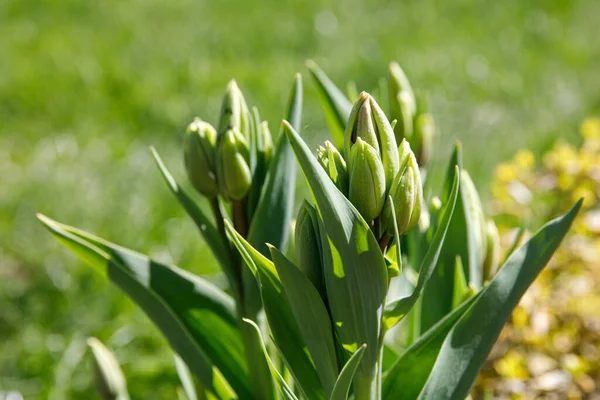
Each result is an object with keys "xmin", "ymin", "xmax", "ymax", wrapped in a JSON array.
[
  {"xmin": 174, "ymin": 355, "xmax": 198, "ymax": 400},
  {"xmin": 452, "ymin": 256, "xmax": 469, "ymax": 309},
  {"xmin": 383, "ymin": 168, "xmax": 460, "ymax": 330},
  {"xmin": 329, "ymin": 345, "xmax": 366, "ymax": 400},
  {"xmin": 37, "ymin": 214, "xmax": 248, "ymax": 400},
  {"xmin": 150, "ymin": 148, "xmax": 236, "ymax": 284},
  {"xmin": 242, "ymin": 319, "xmax": 299, "ymax": 400},
  {"xmin": 247, "ymin": 73, "xmax": 303, "ymax": 256},
  {"xmin": 226, "ymin": 220, "xmax": 325, "ymax": 400},
  {"xmin": 269, "ymin": 246, "xmax": 339, "ymax": 397},
  {"xmin": 306, "ymin": 60, "xmax": 352, "ymax": 150},
  {"xmin": 418, "ymin": 200, "xmax": 582, "ymax": 399},
  {"xmin": 381, "ymin": 294, "xmax": 480, "ymax": 400},
  {"xmin": 87, "ymin": 337, "xmax": 130, "ymax": 400},
  {"xmin": 283, "ymin": 122, "xmax": 387, "ymax": 392},
  {"xmin": 420, "ymin": 143, "xmax": 481, "ymax": 331}
]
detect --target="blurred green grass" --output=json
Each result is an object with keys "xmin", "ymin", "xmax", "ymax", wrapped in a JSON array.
[{"xmin": 1, "ymin": 0, "xmax": 598, "ymax": 397}]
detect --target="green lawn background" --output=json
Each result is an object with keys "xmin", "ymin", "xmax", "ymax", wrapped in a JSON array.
[{"xmin": 1, "ymin": 0, "xmax": 599, "ymax": 397}]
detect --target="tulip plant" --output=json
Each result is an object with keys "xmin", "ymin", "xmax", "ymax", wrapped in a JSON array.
[{"xmin": 38, "ymin": 61, "xmax": 581, "ymax": 400}]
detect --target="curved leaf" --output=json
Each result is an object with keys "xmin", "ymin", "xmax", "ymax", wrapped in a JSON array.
[
  {"xmin": 174, "ymin": 355, "xmax": 198, "ymax": 400},
  {"xmin": 383, "ymin": 167, "xmax": 460, "ymax": 330},
  {"xmin": 37, "ymin": 214, "xmax": 248, "ymax": 400},
  {"xmin": 269, "ymin": 246, "xmax": 339, "ymax": 396},
  {"xmin": 418, "ymin": 200, "xmax": 582, "ymax": 399},
  {"xmin": 150, "ymin": 148, "xmax": 235, "ymax": 283},
  {"xmin": 420, "ymin": 144, "xmax": 482, "ymax": 331},
  {"xmin": 283, "ymin": 122, "xmax": 387, "ymax": 395},
  {"xmin": 242, "ymin": 319, "xmax": 299, "ymax": 400},
  {"xmin": 306, "ymin": 60, "xmax": 351, "ymax": 150},
  {"xmin": 226, "ymin": 220, "xmax": 325, "ymax": 400},
  {"xmin": 87, "ymin": 337, "xmax": 130, "ymax": 400},
  {"xmin": 247, "ymin": 73, "xmax": 303, "ymax": 256},
  {"xmin": 381, "ymin": 294, "xmax": 480, "ymax": 400},
  {"xmin": 329, "ymin": 345, "xmax": 366, "ymax": 400}
]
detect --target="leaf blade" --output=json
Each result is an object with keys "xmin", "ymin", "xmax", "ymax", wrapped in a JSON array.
[
  {"xmin": 418, "ymin": 200, "xmax": 582, "ymax": 399},
  {"xmin": 269, "ymin": 246, "xmax": 339, "ymax": 397},
  {"xmin": 37, "ymin": 214, "xmax": 247, "ymax": 400},
  {"xmin": 306, "ymin": 60, "xmax": 352, "ymax": 149},
  {"xmin": 247, "ymin": 73, "xmax": 303, "ymax": 256},
  {"xmin": 329, "ymin": 345, "xmax": 366, "ymax": 400}
]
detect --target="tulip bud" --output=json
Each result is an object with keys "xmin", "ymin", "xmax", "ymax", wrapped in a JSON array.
[
  {"xmin": 461, "ymin": 170, "xmax": 487, "ymax": 268},
  {"xmin": 183, "ymin": 118, "xmax": 219, "ymax": 197},
  {"xmin": 382, "ymin": 140, "xmax": 422, "ymax": 236},
  {"xmin": 218, "ymin": 80, "xmax": 251, "ymax": 137},
  {"xmin": 345, "ymin": 92, "xmax": 399, "ymax": 191},
  {"xmin": 317, "ymin": 141, "xmax": 349, "ymax": 195},
  {"xmin": 348, "ymin": 137, "xmax": 386, "ymax": 222},
  {"xmin": 483, "ymin": 219, "xmax": 501, "ymax": 281},
  {"xmin": 259, "ymin": 121, "xmax": 273, "ymax": 167},
  {"xmin": 216, "ymin": 128, "xmax": 252, "ymax": 201},
  {"xmin": 294, "ymin": 201, "xmax": 325, "ymax": 297},
  {"xmin": 388, "ymin": 62, "xmax": 416, "ymax": 144},
  {"xmin": 412, "ymin": 94, "xmax": 434, "ymax": 166}
]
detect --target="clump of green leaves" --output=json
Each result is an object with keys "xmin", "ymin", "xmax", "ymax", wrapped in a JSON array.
[{"xmin": 38, "ymin": 62, "xmax": 581, "ymax": 399}]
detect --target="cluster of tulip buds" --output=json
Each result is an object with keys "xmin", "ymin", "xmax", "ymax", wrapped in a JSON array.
[
  {"xmin": 309, "ymin": 91, "xmax": 423, "ymax": 264},
  {"xmin": 183, "ymin": 80, "xmax": 273, "ymax": 235}
]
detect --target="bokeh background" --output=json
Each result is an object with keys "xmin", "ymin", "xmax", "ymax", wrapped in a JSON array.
[{"xmin": 1, "ymin": 0, "xmax": 599, "ymax": 398}]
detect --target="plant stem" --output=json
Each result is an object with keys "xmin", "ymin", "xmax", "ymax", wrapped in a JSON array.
[
  {"xmin": 232, "ymin": 199, "xmax": 248, "ymax": 238},
  {"xmin": 378, "ymin": 233, "xmax": 391, "ymax": 253}
]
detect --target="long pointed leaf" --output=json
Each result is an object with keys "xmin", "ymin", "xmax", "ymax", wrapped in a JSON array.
[
  {"xmin": 226, "ymin": 220, "xmax": 325, "ymax": 400},
  {"xmin": 242, "ymin": 319, "xmax": 299, "ymax": 400},
  {"xmin": 381, "ymin": 294, "xmax": 480, "ymax": 400},
  {"xmin": 329, "ymin": 345, "xmax": 366, "ymax": 400},
  {"xmin": 269, "ymin": 246, "xmax": 339, "ymax": 397},
  {"xmin": 420, "ymin": 144, "xmax": 482, "ymax": 331},
  {"xmin": 150, "ymin": 148, "xmax": 235, "ymax": 282},
  {"xmin": 383, "ymin": 167, "xmax": 460, "ymax": 329},
  {"xmin": 283, "ymin": 121, "xmax": 387, "ymax": 392},
  {"xmin": 418, "ymin": 200, "xmax": 582, "ymax": 399},
  {"xmin": 174, "ymin": 355, "xmax": 198, "ymax": 400},
  {"xmin": 306, "ymin": 60, "xmax": 352, "ymax": 150},
  {"xmin": 247, "ymin": 73, "xmax": 302, "ymax": 256},
  {"xmin": 87, "ymin": 337, "xmax": 130, "ymax": 400},
  {"xmin": 37, "ymin": 214, "xmax": 248, "ymax": 400}
]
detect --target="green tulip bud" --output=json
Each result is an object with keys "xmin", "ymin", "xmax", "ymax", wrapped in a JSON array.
[
  {"xmin": 382, "ymin": 140, "xmax": 422, "ymax": 236},
  {"xmin": 483, "ymin": 219, "xmax": 501, "ymax": 281},
  {"xmin": 348, "ymin": 137, "xmax": 386, "ymax": 222},
  {"xmin": 461, "ymin": 170, "xmax": 487, "ymax": 268},
  {"xmin": 413, "ymin": 112, "xmax": 434, "ymax": 167},
  {"xmin": 316, "ymin": 140, "xmax": 348, "ymax": 195},
  {"xmin": 345, "ymin": 92, "xmax": 399, "ymax": 191},
  {"xmin": 218, "ymin": 80, "xmax": 251, "ymax": 137},
  {"xmin": 259, "ymin": 121, "xmax": 273, "ymax": 167},
  {"xmin": 294, "ymin": 201, "xmax": 325, "ymax": 297},
  {"xmin": 216, "ymin": 128, "xmax": 252, "ymax": 201},
  {"xmin": 183, "ymin": 118, "xmax": 218, "ymax": 197},
  {"xmin": 388, "ymin": 62, "xmax": 416, "ymax": 144}
]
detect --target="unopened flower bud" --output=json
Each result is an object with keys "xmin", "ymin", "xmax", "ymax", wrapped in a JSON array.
[
  {"xmin": 216, "ymin": 129, "xmax": 251, "ymax": 201},
  {"xmin": 483, "ymin": 219, "xmax": 501, "ymax": 281},
  {"xmin": 345, "ymin": 92, "xmax": 399, "ymax": 191},
  {"xmin": 348, "ymin": 137, "xmax": 386, "ymax": 221},
  {"xmin": 382, "ymin": 140, "xmax": 422, "ymax": 236},
  {"xmin": 294, "ymin": 201, "xmax": 325, "ymax": 297},
  {"xmin": 183, "ymin": 118, "xmax": 218, "ymax": 197},
  {"xmin": 388, "ymin": 62, "xmax": 416, "ymax": 144},
  {"xmin": 259, "ymin": 121, "xmax": 273, "ymax": 167},
  {"xmin": 461, "ymin": 170, "xmax": 487, "ymax": 268},
  {"xmin": 218, "ymin": 80, "xmax": 251, "ymax": 137},
  {"xmin": 317, "ymin": 141, "xmax": 348, "ymax": 195},
  {"xmin": 412, "ymin": 94, "xmax": 434, "ymax": 166}
]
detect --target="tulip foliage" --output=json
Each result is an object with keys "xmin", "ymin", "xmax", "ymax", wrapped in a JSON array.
[{"xmin": 38, "ymin": 62, "xmax": 580, "ymax": 400}]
